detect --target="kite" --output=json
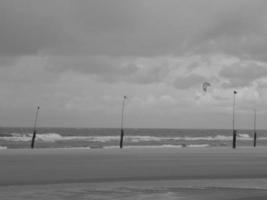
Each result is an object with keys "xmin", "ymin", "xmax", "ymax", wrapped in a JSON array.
[{"xmin": 202, "ymin": 82, "xmax": 211, "ymax": 92}]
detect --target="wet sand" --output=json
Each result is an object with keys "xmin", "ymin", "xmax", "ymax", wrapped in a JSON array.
[{"xmin": 1, "ymin": 147, "xmax": 267, "ymax": 199}]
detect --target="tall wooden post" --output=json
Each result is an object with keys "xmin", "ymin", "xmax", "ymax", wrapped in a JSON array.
[
  {"xmin": 253, "ymin": 131, "xmax": 257, "ymax": 147},
  {"xmin": 253, "ymin": 109, "xmax": 257, "ymax": 147},
  {"xmin": 120, "ymin": 96, "xmax": 127, "ymax": 149},
  {"xmin": 233, "ymin": 130, "xmax": 237, "ymax": 149},
  {"xmin": 120, "ymin": 129, "xmax": 124, "ymax": 149},
  {"xmin": 232, "ymin": 91, "xmax": 237, "ymax": 149},
  {"xmin": 31, "ymin": 106, "xmax": 40, "ymax": 149}
]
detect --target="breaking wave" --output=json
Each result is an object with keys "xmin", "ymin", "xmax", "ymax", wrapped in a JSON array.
[
  {"xmin": 103, "ymin": 145, "xmax": 183, "ymax": 149},
  {"xmin": 0, "ymin": 145, "xmax": 7, "ymax": 149},
  {"xmin": 0, "ymin": 133, "xmax": 256, "ymax": 143},
  {"xmin": 0, "ymin": 133, "xmax": 119, "ymax": 143},
  {"xmin": 104, "ymin": 144, "xmax": 210, "ymax": 149},
  {"xmin": 186, "ymin": 144, "xmax": 209, "ymax": 147}
]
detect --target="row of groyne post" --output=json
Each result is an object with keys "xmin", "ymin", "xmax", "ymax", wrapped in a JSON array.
[
  {"xmin": 30, "ymin": 93, "xmax": 257, "ymax": 149},
  {"xmin": 29, "ymin": 96, "xmax": 128, "ymax": 149}
]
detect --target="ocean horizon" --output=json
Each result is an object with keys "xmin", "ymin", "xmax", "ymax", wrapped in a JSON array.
[{"xmin": 0, "ymin": 127, "xmax": 266, "ymax": 149}]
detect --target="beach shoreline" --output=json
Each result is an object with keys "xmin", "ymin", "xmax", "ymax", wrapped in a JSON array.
[
  {"xmin": 1, "ymin": 147, "xmax": 267, "ymax": 199},
  {"xmin": 1, "ymin": 147, "xmax": 267, "ymax": 185}
]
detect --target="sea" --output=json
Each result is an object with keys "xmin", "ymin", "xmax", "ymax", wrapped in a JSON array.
[{"xmin": 1, "ymin": 127, "xmax": 267, "ymax": 149}]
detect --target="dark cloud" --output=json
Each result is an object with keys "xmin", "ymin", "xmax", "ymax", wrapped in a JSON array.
[
  {"xmin": 220, "ymin": 62, "xmax": 267, "ymax": 87},
  {"xmin": 0, "ymin": 1, "xmax": 72, "ymax": 56},
  {"xmin": 2, "ymin": 0, "xmax": 267, "ymax": 128},
  {"xmin": 0, "ymin": 0, "xmax": 266, "ymax": 60}
]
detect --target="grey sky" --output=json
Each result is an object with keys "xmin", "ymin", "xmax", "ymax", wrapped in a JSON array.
[{"xmin": 0, "ymin": 0, "xmax": 267, "ymax": 129}]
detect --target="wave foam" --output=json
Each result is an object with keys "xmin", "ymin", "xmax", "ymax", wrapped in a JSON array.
[
  {"xmin": 103, "ymin": 144, "xmax": 210, "ymax": 149},
  {"xmin": 238, "ymin": 133, "xmax": 250, "ymax": 138},
  {"xmin": 0, "ymin": 133, "xmax": 119, "ymax": 143},
  {"xmin": 103, "ymin": 145, "xmax": 184, "ymax": 149},
  {"xmin": 0, "ymin": 133, "xmax": 253, "ymax": 143},
  {"xmin": 186, "ymin": 144, "xmax": 209, "ymax": 147}
]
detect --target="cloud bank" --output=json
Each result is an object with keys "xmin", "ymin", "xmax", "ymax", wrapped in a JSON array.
[{"xmin": 0, "ymin": 0, "xmax": 267, "ymax": 128}]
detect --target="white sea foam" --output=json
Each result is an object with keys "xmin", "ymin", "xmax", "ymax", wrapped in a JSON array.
[
  {"xmin": 126, "ymin": 136, "xmax": 163, "ymax": 142},
  {"xmin": 238, "ymin": 133, "xmax": 250, "ymax": 138},
  {"xmin": 186, "ymin": 144, "xmax": 209, "ymax": 147},
  {"xmin": 55, "ymin": 147, "xmax": 92, "ymax": 150},
  {"xmin": 103, "ymin": 145, "xmax": 184, "ymax": 149},
  {"xmin": 0, "ymin": 133, "xmax": 253, "ymax": 143},
  {"xmin": 37, "ymin": 134, "xmax": 119, "ymax": 143},
  {"xmin": 0, "ymin": 145, "xmax": 7, "ymax": 149},
  {"xmin": 0, "ymin": 133, "xmax": 119, "ymax": 143},
  {"xmin": 103, "ymin": 144, "xmax": 211, "ymax": 149},
  {"xmin": 126, "ymin": 135, "xmax": 251, "ymax": 142}
]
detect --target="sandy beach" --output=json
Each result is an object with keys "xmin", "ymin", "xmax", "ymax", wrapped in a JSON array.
[{"xmin": 1, "ymin": 147, "xmax": 267, "ymax": 199}]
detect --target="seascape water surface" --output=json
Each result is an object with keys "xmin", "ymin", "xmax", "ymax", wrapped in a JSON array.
[{"xmin": 1, "ymin": 127, "xmax": 266, "ymax": 149}]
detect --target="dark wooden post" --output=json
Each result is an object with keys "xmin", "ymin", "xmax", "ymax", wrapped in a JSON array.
[
  {"xmin": 31, "ymin": 106, "xmax": 40, "ymax": 149},
  {"xmin": 253, "ymin": 132, "xmax": 257, "ymax": 147},
  {"xmin": 120, "ymin": 129, "xmax": 124, "ymax": 149},
  {"xmin": 232, "ymin": 91, "xmax": 237, "ymax": 149},
  {"xmin": 232, "ymin": 129, "xmax": 237, "ymax": 149},
  {"xmin": 31, "ymin": 130, "xmax": 36, "ymax": 149},
  {"xmin": 253, "ymin": 109, "xmax": 257, "ymax": 147},
  {"xmin": 120, "ymin": 96, "xmax": 127, "ymax": 149}
]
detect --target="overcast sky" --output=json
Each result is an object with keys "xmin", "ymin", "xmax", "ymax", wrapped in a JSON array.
[{"xmin": 1, "ymin": 0, "xmax": 267, "ymax": 129}]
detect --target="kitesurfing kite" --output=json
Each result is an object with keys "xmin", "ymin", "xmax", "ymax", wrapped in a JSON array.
[{"xmin": 202, "ymin": 82, "xmax": 211, "ymax": 92}]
